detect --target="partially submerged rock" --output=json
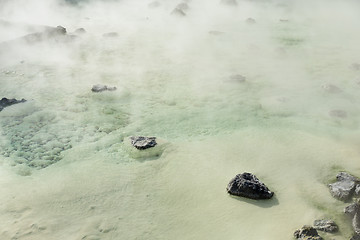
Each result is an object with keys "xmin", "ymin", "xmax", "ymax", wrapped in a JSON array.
[
  {"xmin": 130, "ymin": 136, "xmax": 157, "ymax": 150},
  {"xmin": 228, "ymin": 74, "xmax": 246, "ymax": 83},
  {"xmin": 294, "ymin": 226, "xmax": 323, "ymax": 240},
  {"xmin": 176, "ymin": 2, "xmax": 189, "ymax": 11},
  {"xmin": 246, "ymin": 18, "xmax": 256, "ymax": 24},
  {"xmin": 102, "ymin": 32, "xmax": 119, "ymax": 38},
  {"xmin": 0, "ymin": 98, "xmax": 26, "ymax": 111},
  {"xmin": 329, "ymin": 109, "xmax": 347, "ymax": 119},
  {"xmin": 124, "ymin": 136, "xmax": 166, "ymax": 160},
  {"xmin": 322, "ymin": 84, "xmax": 342, "ymax": 94},
  {"xmin": 344, "ymin": 200, "xmax": 360, "ymax": 235},
  {"xmin": 226, "ymin": 172, "xmax": 274, "ymax": 200},
  {"xmin": 91, "ymin": 84, "xmax": 117, "ymax": 93},
  {"xmin": 329, "ymin": 172, "xmax": 359, "ymax": 201},
  {"xmin": 19, "ymin": 25, "xmax": 75, "ymax": 44},
  {"xmin": 74, "ymin": 28, "xmax": 86, "ymax": 35},
  {"xmin": 171, "ymin": 7, "xmax": 186, "ymax": 16},
  {"xmin": 351, "ymin": 63, "xmax": 360, "ymax": 71},
  {"xmin": 351, "ymin": 234, "xmax": 360, "ymax": 240},
  {"xmin": 313, "ymin": 219, "xmax": 338, "ymax": 233}
]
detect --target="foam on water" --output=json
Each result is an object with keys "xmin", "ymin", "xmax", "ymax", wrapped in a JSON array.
[{"xmin": 1, "ymin": 0, "xmax": 360, "ymax": 239}]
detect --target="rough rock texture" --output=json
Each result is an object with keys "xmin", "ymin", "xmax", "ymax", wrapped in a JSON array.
[
  {"xmin": 91, "ymin": 84, "xmax": 117, "ymax": 93},
  {"xmin": 294, "ymin": 226, "xmax": 323, "ymax": 240},
  {"xmin": 345, "ymin": 201, "xmax": 360, "ymax": 234},
  {"xmin": 0, "ymin": 98, "xmax": 26, "ymax": 111},
  {"xmin": 130, "ymin": 136, "xmax": 157, "ymax": 150},
  {"xmin": 226, "ymin": 172, "xmax": 274, "ymax": 199},
  {"xmin": 313, "ymin": 219, "xmax": 338, "ymax": 233},
  {"xmin": 355, "ymin": 184, "xmax": 360, "ymax": 196},
  {"xmin": 329, "ymin": 172, "xmax": 359, "ymax": 201},
  {"xmin": 21, "ymin": 25, "xmax": 74, "ymax": 44}
]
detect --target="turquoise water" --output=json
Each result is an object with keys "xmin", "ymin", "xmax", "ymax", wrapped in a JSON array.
[{"xmin": 1, "ymin": 0, "xmax": 360, "ymax": 239}]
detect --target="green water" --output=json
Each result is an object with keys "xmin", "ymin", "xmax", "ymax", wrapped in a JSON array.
[{"xmin": 0, "ymin": 0, "xmax": 360, "ymax": 239}]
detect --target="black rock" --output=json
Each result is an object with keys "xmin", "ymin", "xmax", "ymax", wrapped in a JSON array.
[
  {"xmin": 91, "ymin": 84, "xmax": 117, "ymax": 93},
  {"xmin": 329, "ymin": 172, "xmax": 359, "ymax": 201},
  {"xmin": 0, "ymin": 98, "xmax": 26, "ymax": 111},
  {"xmin": 313, "ymin": 219, "xmax": 338, "ymax": 233},
  {"xmin": 130, "ymin": 136, "xmax": 157, "ymax": 150},
  {"xmin": 226, "ymin": 172, "xmax": 274, "ymax": 200},
  {"xmin": 294, "ymin": 226, "xmax": 323, "ymax": 240},
  {"xmin": 351, "ymin": 234, "xmax": 360, "ymax": 240}
]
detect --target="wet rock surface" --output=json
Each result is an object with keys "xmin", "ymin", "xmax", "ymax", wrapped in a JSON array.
[
  {"xmin": 294, "ymin": 226, "xmax": 323, "ymax": 240},
  {"xmin": 0, "ymin": 97, "xmax": 26, "ymax": 111},
  {"xmin": 313, "ymin": 219, "xmax": 338, "ymax": 233},
  {"xmin": 329, "ymin": 172, "xmax": 359, "ymax": 201},
  {"xmin": 226, "ymin": 172, "xmax": 274, "ymax": 200},
  {"xmin": 91, "ymin": 84, "xmax": 117, "ymax": 93},
  {"xmin": 130, "ymin": 136, "xmax": 157, "ymax": 150}
]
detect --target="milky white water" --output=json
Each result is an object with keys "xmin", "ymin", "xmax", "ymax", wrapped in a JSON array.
[{"xmin": 1, "ymin": 0, "xmax": 360, "ymax": 239}]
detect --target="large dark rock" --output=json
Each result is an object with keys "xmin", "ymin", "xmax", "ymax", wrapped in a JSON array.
[
  {"xmin": 130, "ymin": 136, "xmax": 157, "ymax": 150},
  {"xmin": 294, "ymin": 226, "xmax": 323, "ymax": 240},
  {"xmin": 0, "ymin": 98, "xmax": 26, "ymax": 111},
  {"xmin": 91, "ymin": 84, "xmax": 117, "ymax": 93},
  {"xmin": 313, "ymin": 219, "xmax": 338, "ymax": 233},
  {"xmin": 329, "ymin": 172, "xmax": 359, "ymax": 201},
  {"xmin": 351, "ymin": 234, "xmax": 360, "ymax": 240},
  {"xmin": 226, "ymin": 172, "xmax": 274, "ymax": 200}
]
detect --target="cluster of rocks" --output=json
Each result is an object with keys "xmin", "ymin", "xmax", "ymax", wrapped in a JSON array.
[
  {"xmin": 226, "ymin": 172, "xmax": 274, "ymax": 200},
  {"xmin": 0, "ymin": 97, "xmax": 26, "ymax": 111},
  {"xmin": 294, "ymin": 172, "xmax": 360, "ymax": 240}
]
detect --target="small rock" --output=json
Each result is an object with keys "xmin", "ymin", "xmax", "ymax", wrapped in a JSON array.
[
  {"xmin": 130, "ymin": 136, "xmax": 157, "ymax": 150},
  {"xmin": 226, "ymin": 172, "xmax": 274, "ymax": 200},
  {"xmin": 0, "ymin": 98, "xmax": 26, "ymax": 111},
  {"xmin": 294, "ymin": 226, "xmax": 323, "ymax": 240},
  {"xmin": 176, "ymin": 2, "xmax": 189, "ymax": 11},
  {"xmin": 171, "ymin": 8, "xmax": 186, "ymax": 16},
  {"xmin": 208, "ymin": 31, "xmax": 224, "ymax": 35},
  {"xmin": 74, "ymin": 28, "xmax": 86, "ymax": 34},
  {"xmin": 313, "ymin": 219, "xmax": 338, "ymax": 233},
  {"xmin": 91, "ymin": 84, "xmax": 117, "ymax": 93},
  {"xmin": 229, "ymin": 74, "xmax": 246, "ymax": 83},
  {"xmin": 322, "ymin": 84, "xmax": 342, "ymax": 94},
  {"xmin": 246, "ymin": 18, "xmax": 256, "ymax": 24},
  {"xmin": 329, "ymin": 110, "xmax": 347, "ymax": 119},
  {"xmin": 354, "ymin": 212, "xmax": 360, "ymax": 234},
  {"xmin": 103, "ymin": 32, "xmax": 118, "ymax": 38},
  {"xmin": 351, "ymin": 63, "xmax": 360, "ymax": 71}
]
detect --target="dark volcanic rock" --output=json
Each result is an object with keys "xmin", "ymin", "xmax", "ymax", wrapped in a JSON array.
[
  {"xmin": 0, "ymin": 98, "xmax": 26, "ymax": 111},
  {"xmin": 351, "ymin": 234, "xmax": 360, "ymax": 240},
  {"xmin": 329, "ymin": 172, "xmax": 359, "ymax": 201},
  {"xmin": 344, "ymin": 202, "xmax": 360, "ymax": 216},
  {"xmin": 130, "ymin": 136, "xmax": 157, "ymax": 150},
  {"xmin": 294, "ymin": 226, "xmax": 323, "ymax": 240},
  {"xmin": 91, "ymin": 84, "xmax": 117, "ymax": 93},
  {"xmin": 313, "ymin": 219, "xmax": 338, "ymax": 233},
  {"xmin": 226, "ymin": 172, "xmax": 274, "ymax": 200}
]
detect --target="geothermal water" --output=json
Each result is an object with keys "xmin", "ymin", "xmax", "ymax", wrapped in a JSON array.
[{"xmin": 1, "ymin": 0, "xmax": 360, "ymax": 239}]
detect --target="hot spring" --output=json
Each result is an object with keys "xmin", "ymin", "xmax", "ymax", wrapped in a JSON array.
[{"xmin": 1, "ymin": 0, "xmax": 360, "ymax": 239}]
